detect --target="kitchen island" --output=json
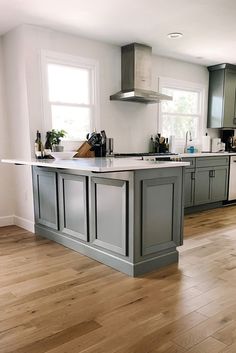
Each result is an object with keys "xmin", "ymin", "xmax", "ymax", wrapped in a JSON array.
[{"xmin": 2, "ymin": 157, "xmax": 189, "ymax": 276}]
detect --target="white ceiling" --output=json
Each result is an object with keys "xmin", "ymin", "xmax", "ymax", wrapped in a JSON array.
[{"xmin": 0, "ymin": 0, "xmax": 236, "ymax": 66}]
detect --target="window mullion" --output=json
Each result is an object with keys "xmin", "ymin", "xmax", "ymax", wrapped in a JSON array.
[
  {"xmin": 161, "ymin": 112, "xmax": 201, "ymax": 118},
  {"xmin": 160, "ymin": 86, "xmax": 203, "ymax": 142}
]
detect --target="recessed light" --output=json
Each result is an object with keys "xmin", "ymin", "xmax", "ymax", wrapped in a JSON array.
[{"xmin": 168, "ymin": 32, "xmax": 183, "ymax": 39}]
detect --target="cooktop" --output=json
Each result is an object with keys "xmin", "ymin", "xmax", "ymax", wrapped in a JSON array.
[{"xmin": 114, "ymin": 152, "xmax": 176, "ymax": 158}]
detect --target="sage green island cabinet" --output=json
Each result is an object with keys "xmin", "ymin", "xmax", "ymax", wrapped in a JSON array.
[
  {"xmin": 58, "ymin": 173, "xmax": 89, "ymax": 241},
  {"xmin": 29, "ymin": 159, "xmax": 188, "ymax": 277},
  {"xmin": 183, "ymin": 155, "xmax": 229, "ymax": 211},
  {"xmin": 90, "ymin": 177, "xmax": 128, "ymax": 256},
  {"xmin": 33, "ymin": 167, "xmax": 58, "ymax": 230}
]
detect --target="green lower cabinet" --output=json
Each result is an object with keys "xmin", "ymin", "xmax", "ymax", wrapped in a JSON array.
[
  {"xmin": 184, "ymin": 169, "xmax": 195, "ymax": 207},
  {"xmin": 211, "ymin": 166, "xmax": 228, "ymax": 202},
  {"xmin": 90, "ymin": 177, "xmax": 128, "ymax": 256},
  {"xmin": 194, "ymin": 167, "xmax": 212, "ymax": 205},
  {"xmin": 183, "ymin": 157, "xmax": 229, "ymax": 208},
  {"xmin": 33, "ymin": 168, "xmax": 58, "ymax": 230},
  {"xmin": 58, "ymin": 173, "xmax": 88, "ymax": 241},
  {"xmin": 141, "ymin": 175, "xmax": 183, "ymax": 255},
  {"xmin": 32, "ymin": 166, "xmax": 185, "ymax": 276}
]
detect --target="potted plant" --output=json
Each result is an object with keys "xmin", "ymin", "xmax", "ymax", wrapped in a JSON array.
[{"xmin": 50, "ymin": 129, "xmax": 67, "ymax": 152}]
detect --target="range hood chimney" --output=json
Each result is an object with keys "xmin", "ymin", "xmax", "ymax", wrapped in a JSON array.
[{"xmin": 110, "ymin": 43, "xmax": 172, "ymax": 104}]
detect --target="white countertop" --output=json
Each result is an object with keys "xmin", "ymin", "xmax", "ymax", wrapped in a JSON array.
[{"xmin": 1, "ymin": 157, "xmax": 189, "ymax": 172}]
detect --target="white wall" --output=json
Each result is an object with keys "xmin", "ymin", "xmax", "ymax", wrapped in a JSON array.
[
  {"xmin": 21, "ymin": 25, "xmax": 212, "ymax": 154},
  {"xmin": 0, "ymin": 37, "xmax": 15, "ymax": 226},
  {"xmin": 22, "ymin": 25, "xmax": 158, "ymax": 154},
  {"xmin": 0, "ymin": 24, "xmax": 214, "ymax": 229},
  {"xmin": 2, "ymin": 27, "xmax": 34, "ymax": 230}
]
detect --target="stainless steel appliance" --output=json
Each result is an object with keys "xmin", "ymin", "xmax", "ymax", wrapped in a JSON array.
[
  {"xmin": 110, "ymin": 43, "xmax": 172, "ymax": 104},
  {"xmin": 106, "ymin": 138, "xmax": 114, "ymax": 156},
  {"xmin": 228, "ymin": 155, "xmax": 236, "ymax": 200},
  {"xmin": 220, "ymin": 129, "xmax": 235, "ymax": 152},
  {"xmin": 114, "ymin": 152, "xmax": 180, "ymax": 161}
]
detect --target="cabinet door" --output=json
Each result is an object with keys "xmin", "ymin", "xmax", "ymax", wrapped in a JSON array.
[
  {"xmin": 194, "ymin": 168, "xmax": 211, "ymax": 205},
  {"xmin": 184, "ymin": 169, "xmax": 195, "ymax": 208},
  {"xmin": 207, "ymin": 69, "xmax": 224, "ymax": 128},
  {"xmin": 141, "ymin": 175, "xmax": 183, "ymax": 256},
  {"xmin": 58, "ymin": 173, "xmax": 88, "ymax": 241},
  {"xmin": 224, "ymin": 70, "xmax": 236, "ymax": 128},
  {"xmin": 33, "ymin": 168, "xmax": 58, "ymax": 230},
  {"xmin": 90, "ymin": 177, "xmax": 128, "ymax": 256},
  {"xmin": 211, "ymin": 166, "xmax": 228, "ymax": 202}
]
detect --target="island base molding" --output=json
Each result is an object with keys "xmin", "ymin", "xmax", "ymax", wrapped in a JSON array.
[{"xmin": 35, "ymin": 224, "xmax": 179, "ymax": 276}]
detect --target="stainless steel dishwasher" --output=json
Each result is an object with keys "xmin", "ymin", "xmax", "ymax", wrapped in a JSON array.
[{"xmin": 228, "ymin": 155, "xmax": 236, "ymax": 200}]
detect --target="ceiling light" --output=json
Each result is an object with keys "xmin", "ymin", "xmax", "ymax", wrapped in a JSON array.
[{"xmin": 168, "ymin": 32, "xmax": 183, "ymax": 39}]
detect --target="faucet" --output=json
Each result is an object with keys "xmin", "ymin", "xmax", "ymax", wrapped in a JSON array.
[{"xmin": 184, "ymin": 131, "xmax": 192, "ymax": 153}]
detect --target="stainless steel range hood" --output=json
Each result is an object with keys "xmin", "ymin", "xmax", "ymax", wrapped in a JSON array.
[{"xmin": 110, "ymin": 43, "xmax": 172, "ymax": 104}]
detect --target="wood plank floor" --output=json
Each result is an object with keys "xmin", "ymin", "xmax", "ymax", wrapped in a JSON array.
[{"xmin": 1, "ymin": 205, "xmax": 236, "ymax": 352}]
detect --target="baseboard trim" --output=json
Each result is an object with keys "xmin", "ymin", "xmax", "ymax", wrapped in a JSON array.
[
  {"xmin": 13, "ymin": 216, "xmax": 34, "ymax": 233},
  {"xmin": 35, "ymin": 225, "xmax": 179, "ymax": 277},
  {"xmin": 0, "ymin": 215, "xmax": 14, "ymax": 227},
  {"xmin": 184, "ymin": 202, "xmax": 223, "ymax": 214}
]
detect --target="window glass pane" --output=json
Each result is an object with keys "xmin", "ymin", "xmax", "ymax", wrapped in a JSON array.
[
  {"xmin": 51, "ymin": 105, "xmax": 91, "ymax": 140},
  {"xmin": 162, "ymin": 114, "xmax": 199, "ymax": 139},
  {"xmin": 48, "ymin": 64, "xmax": 90, "ymax": 104},
  {"xmin": 161, "ymin": 88, "xmax": 199, "ymax": 114}
]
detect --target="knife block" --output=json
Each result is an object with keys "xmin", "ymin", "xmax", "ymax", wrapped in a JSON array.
[{"xmin": 73, "ymin": 142, "xmax": 95, "ymax": 158}]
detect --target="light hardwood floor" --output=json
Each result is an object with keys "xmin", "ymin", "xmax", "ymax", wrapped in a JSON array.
[{"xmin": 1, "ymin": 206, "xmax": 236, "ymax": 352}]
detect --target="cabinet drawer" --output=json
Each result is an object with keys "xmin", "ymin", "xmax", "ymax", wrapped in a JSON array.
[
  {"xmin": 196, "ymin": 156, "xmax": 229, "ymax": 168},
  {"xmin": 182, "ymin": 157, "xmax": 195, "ymax": 169}
]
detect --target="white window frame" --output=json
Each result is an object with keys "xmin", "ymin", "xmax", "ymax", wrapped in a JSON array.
[
  {"xmin": 40, "ymin": 50, "xmax": 100, "ymax": 142},
  {"xmin": 158, "ymin": 77, "xmax": 205, "ymax": 147}
]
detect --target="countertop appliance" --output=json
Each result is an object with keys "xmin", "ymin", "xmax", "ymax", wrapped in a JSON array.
[
  {"xmin": 228, "ymin": 155, "xmax": 236, "ymax": 201},
  {"xmin": 211, "ymin": 138, "xmax": 222, "ymax": 153},
  {"xmin": 110, "ymin": 43, "xmax": 172, "ymax": 104},
  {"xmin": 220, "ymin": 129, "xmax": 236, "ymax": 152}
]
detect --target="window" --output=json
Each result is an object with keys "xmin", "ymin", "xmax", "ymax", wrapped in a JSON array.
[
  {"xmin": 41, "ymin": 51, "xmax": 99, "ymax": 141},
  {"xmin": 159, "ymin": 78, "xmax": 204, "ymax": 144}
]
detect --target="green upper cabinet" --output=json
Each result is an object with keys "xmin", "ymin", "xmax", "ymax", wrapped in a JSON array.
[{"xmin": 207, "ymin": 64, "xmax": 236, "ymax": 128}]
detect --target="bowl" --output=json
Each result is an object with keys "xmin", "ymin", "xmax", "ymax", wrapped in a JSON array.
[{"xmin": 50, "ymin": 151, "xmax": 76, "ymax": 160}]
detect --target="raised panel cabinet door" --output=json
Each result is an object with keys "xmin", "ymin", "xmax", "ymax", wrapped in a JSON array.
[
  {"xmin": 207, "ymin": 69, "xmax": 224, "ymax": 128},
  {"xmin": 58, "ymin": 173, "xmax": 88, "ymax": 241},
  {"xmin": 224, "ymin": 70, "xmax": 236, "ymax": 128},
  {"xmin": 194, "ymin": 168, "xmax": 211, "ymax": 205},
  {"xmin": 90, "ymin": 177, "xmax": 128, "ymax": 256},
  {"xmin": 211, "ymin": 167, "xmax": 228, "ymax": 202},
  {"xmin": 33, "ymin": 168, "xmax": 58, "ymax": 230},
  {"xmin": 141, "ymin": 176, "xmax": 182, "ymax": 256},
  {"xmin": 184, "ymin": 169, "xmax": 195, "ymax": 208}
]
